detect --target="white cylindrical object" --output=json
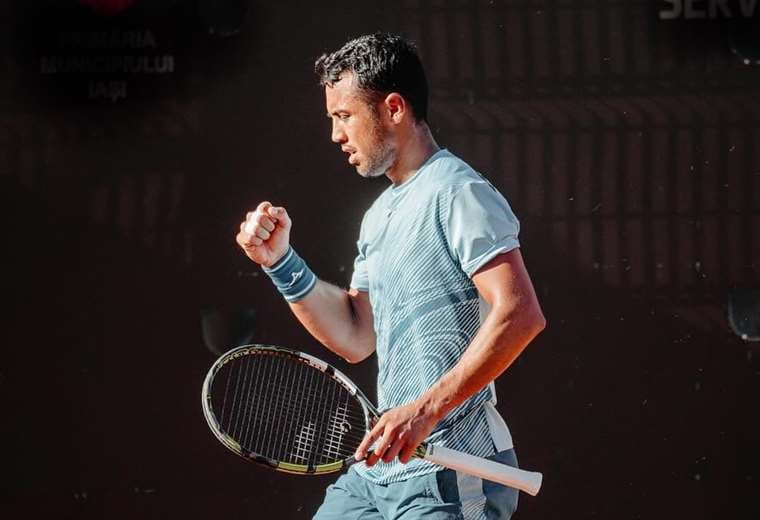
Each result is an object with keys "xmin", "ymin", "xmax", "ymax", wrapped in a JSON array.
[{"xmin": 422, "ymin": 444, "xmax": 543, "ymax": 496}]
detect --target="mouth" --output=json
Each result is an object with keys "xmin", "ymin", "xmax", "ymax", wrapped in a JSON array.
[{"xmin": 342, "ymin": 148, "xmax": 358, "ymax": 164}]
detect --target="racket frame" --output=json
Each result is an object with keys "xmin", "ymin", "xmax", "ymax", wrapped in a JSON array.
[{"xmin": 202, "ymin": 344, "xmax": 374, "ymax": 475}]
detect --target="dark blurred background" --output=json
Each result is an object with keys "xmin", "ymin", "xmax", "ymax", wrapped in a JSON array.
[{"xmin": 0, "ymin": 1, "xmax": 758, "ymax": 518}]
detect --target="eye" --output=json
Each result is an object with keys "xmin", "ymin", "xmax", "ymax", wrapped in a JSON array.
[{"xmin": 338, "ymin": 113, "xmax": 350, "ymax": 121}]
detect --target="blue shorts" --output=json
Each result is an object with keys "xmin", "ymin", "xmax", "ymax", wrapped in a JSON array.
[{"xmin": 313, "ymin": 449, "xmax": 519, "ymax": 520}]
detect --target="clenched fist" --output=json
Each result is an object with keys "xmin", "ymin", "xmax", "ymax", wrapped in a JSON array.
[{"xmin": 236, "ymin": 201, "xmax": 292, "ymax": 267}]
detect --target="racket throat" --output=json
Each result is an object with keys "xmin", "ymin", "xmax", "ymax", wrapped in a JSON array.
[{"xmin": 413, "ymin": 444, "xmax": 429, "ymax": 458}]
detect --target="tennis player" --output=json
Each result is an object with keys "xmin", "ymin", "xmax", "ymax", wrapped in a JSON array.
[{"xmin": 236, "ymin": 33, "xmax": 546, "ymax": 520}]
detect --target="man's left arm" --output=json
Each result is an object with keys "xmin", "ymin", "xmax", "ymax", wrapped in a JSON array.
[{"xmin": 356, "ymin": 248, "xmax": 546, "ymax": 466}]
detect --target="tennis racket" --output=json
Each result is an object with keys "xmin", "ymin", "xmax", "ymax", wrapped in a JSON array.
[{"xmin": 201, "ymin": 344, "xmax": 543, "ymax": 496}]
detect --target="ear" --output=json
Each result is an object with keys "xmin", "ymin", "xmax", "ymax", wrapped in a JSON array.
[{"xmin": 383, "ymin": 93, "xmax": 407, "ymax": 124}]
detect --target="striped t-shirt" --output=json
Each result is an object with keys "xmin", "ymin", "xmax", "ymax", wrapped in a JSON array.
[{"xmin": 350, "ymin": 149, "xmax": 521, "ymax": 484}]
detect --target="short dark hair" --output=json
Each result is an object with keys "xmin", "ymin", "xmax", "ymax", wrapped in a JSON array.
[{"xmin": 315, "ymin": 33, "xmax": 429, "ymax": 122}]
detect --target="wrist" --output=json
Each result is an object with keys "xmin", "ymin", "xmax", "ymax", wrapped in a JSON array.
[
  {"xmin": 262, "ymin": 246, "xmax": 317, "ymax": 302},
  {"xmin": 263, "ymin": 246, "xmax": 291, "ymax": 269},
  {"xmin": 417, "ymin": 390, "xmax": 452, "ymax": 423}
]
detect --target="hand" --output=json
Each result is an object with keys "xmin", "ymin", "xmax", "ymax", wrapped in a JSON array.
[
  {"xmin": 236, "ymin": 201, "xmax": 292, "ymax": 267},
  {"xmin": 355, "ymin": 399, "xmax": 443, "ymax": 467}
]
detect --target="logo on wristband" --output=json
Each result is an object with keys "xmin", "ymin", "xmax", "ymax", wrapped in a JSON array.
[{"xmin": 289, "ymin": 270, "xmax": 304, "ymax": 288}]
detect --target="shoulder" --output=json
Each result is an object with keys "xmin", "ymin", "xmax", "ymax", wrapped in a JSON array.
[
  {"xmin": 427, "ymin": 150, "xmax": 478, "ymax": 182},
  {"xmin": 424, "ymin": 150, "xmax": 500, "ymax": 200}
]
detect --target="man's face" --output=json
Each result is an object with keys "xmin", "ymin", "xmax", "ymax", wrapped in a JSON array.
[{"xmin": 325, "ymin": 72, "xmax": 396, "ymax": 178}]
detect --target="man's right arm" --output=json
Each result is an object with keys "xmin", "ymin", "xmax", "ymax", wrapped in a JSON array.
[
  {"xmin": 236, "ymin": 201, "xmax": 375, "ymax": 364},
  {"xmin": 289, "ymin": 283, "xmax": 375, "ymax": 363}
]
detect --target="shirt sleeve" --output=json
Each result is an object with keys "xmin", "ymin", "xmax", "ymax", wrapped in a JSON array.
[
  {"xmin": 446, "ymin": 180, "xmax": 521, "ymax": 277},
  {"xmin": 350, "ymin": 211, "xmax": 370, "ymax": 292}
]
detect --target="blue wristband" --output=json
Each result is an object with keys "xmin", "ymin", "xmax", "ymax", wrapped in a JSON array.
[{"xmin": 262, "ymin": 247, "xmax": 317, "ymax": 302}]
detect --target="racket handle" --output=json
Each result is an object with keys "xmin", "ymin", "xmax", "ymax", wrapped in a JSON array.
[{"xmin": 421, "ymin": 444, "xmax": 543, "ymax": 496}]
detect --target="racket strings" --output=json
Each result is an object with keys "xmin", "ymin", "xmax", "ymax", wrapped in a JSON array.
[{"xmin": 210, "ymin": 351, "xmax": 367, "ymax": 466}]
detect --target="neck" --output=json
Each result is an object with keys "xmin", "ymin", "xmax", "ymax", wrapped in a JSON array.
[{"xmin": 386, "ymin": 122, "xmax": 440, "ymax": 186}]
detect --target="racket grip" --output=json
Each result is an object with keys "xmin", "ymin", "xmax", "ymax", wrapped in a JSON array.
[{"xmin": 421, "ymin": 444, "xmax": 543, "ymax": 496}]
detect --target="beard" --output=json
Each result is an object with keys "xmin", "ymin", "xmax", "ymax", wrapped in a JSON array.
[
  {"xmin": 358, "ymin": 140, "xmax": 396, "ymax": 178},
  {"xmin": 357, "ymin": 113, "xmax": 397, "ymax": 178}
]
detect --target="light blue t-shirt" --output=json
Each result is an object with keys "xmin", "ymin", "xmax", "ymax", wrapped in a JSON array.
[{"xmin": 350, "ymin": 149, "xmax": 521, "ymax": 484}]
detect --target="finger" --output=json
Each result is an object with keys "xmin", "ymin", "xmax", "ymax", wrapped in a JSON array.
[
  {"xmin": 241, "ymin": 216, "xmax": 253, "ymax": 235},
  {"xmin": 381, "ymin": 431, "xmax": 407, "ymax": 464},
  {"xmin": 268, "ymin": 206, "xmax": 291, "ymax": 229},
  {"xmin": 366, "ymin": 430, "xmax": 394, "ymax": 467},
  {"xmin": 365, "ymin": 450, "xmax": 381, "ymax": 467},
  {"xmin": 399, "ymin": 440, "xmax": 422, "ymax": 464},
  {"xmin": 236, "ymin": 231, "xmax": 256, "ymax": 249},
  {"xmin": 355, "ymin": 420, "xmax": 384, "ymax": 460},
  {"xmin": 257, "ymin": 214, "xmax": 276, "ymax": 232},
  {"xmin": 355, "ymin": 432, "xmax": 378, "ymax": 462},
  {"xmin": 243, "ymin": 202, "xmax": 272, "ymax": 234},
  {"xmin": 254, "ymin": 226, "xmax": 271, "ymax": 240},
  {"xmin": 240, "ymin": 220, "xmax": 258, "ymax": 238},
  {"xmin": 243, "ymin": 211, "xmax": 261, "ymax": 234},
  {"xmin": 245, "ymin": 236, "xmax": 263, "ymax": 247},
  {"xmin": 256, "ymin": 201, "xmax": 273, "ymax": 214}
]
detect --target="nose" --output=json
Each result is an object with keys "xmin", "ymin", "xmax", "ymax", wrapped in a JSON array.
[{"xmin": 331, "ymin": 119, "xmax": 346, "ymax": 144}]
